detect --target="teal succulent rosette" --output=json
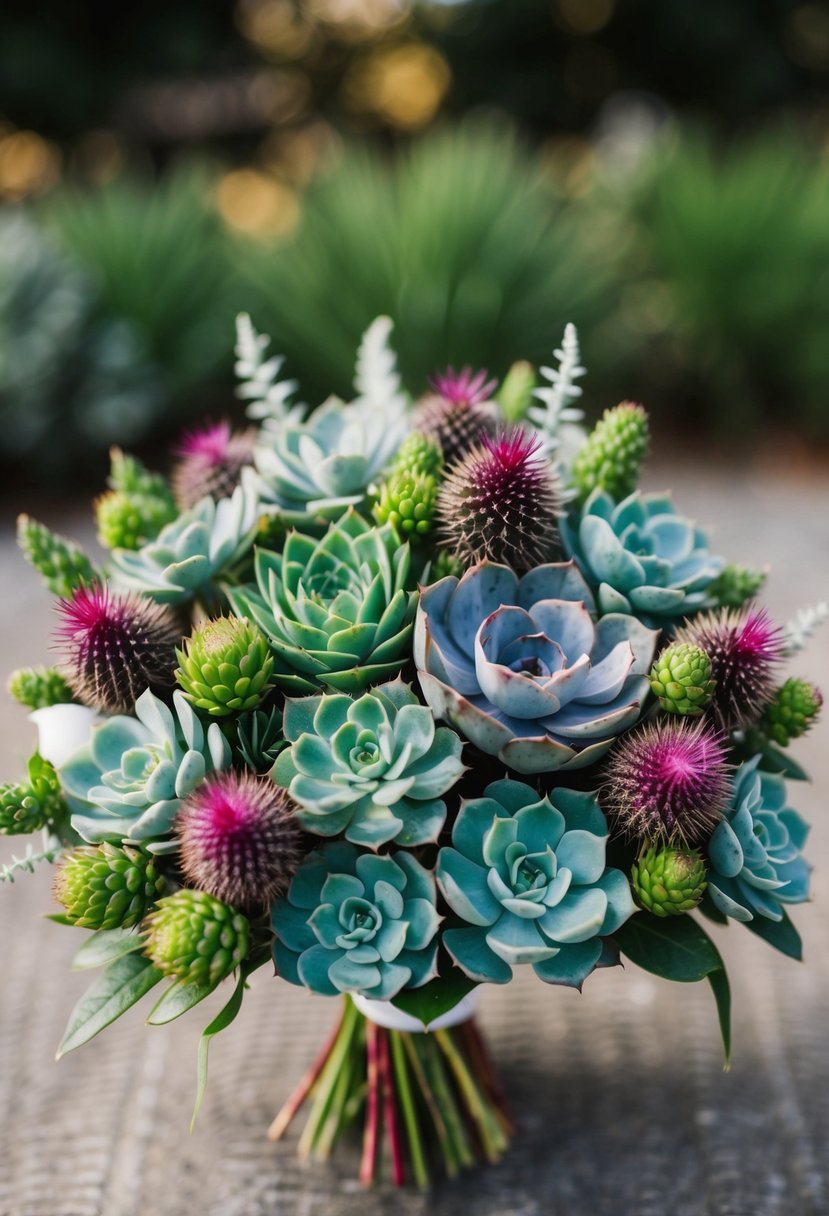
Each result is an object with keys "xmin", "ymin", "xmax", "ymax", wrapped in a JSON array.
[
  {"xmin": 706, "ymin": 756, "xmax": 811, "ymax": 923},
  {"xmin": 272, "ymin": 842, "xmax": 440, "ymax": 999},
  {"xmin": 437, "ymin": 779, "xmax": 635, "ymax": 987},
  {"xmin": 562, "ymin": 488, "xmax": 724, "ymax": 622},
  {"xmin": 59, "ymin": 689, "xmax": 230, "ymax": 843},
  {"xmin": 227, "ymin": 509, "xmax": 417, "ymax": 694},
  {"xmin": 415, "ymin": 559, "xmax": 658, "ymax": 773},
  {"xmin": 273, "ymin": 679, "xmax": 466, "ymax": 848}
]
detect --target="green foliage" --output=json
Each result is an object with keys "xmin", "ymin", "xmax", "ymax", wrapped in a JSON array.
[
  {"xmin": 54, "ymin": 843, "xmax": 167, "ymax": 931},
  {"xmin": 17, "ymin": 514, "xmax": 99, "ymax": 597},
  {"xmin": 707, "ymin": 564, "xmax": 767, "ymax": 609},
  {"xmin": 95, "ymin": 449, "xmax": 177, "ymax": 551},
  {"xmin": 760, "ymin": 678, "xmax": 822, "ymax": 748},
  {"xmin": 0, "ymin": 753, "xmax": 66, "ymax": 836},
  {"xmin": 243, "ymin": 121, "xmax": 613, "ymax": 404},
  {"xmin": 57, "ymin": 952, "xmax": 163, "ymax": 1057},
  {"xmin": 7, "ymin": 666, "xmax": 74, "ymax": 710}
]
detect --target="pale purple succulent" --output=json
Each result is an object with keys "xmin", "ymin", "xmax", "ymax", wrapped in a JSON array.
[{"xmin": 415, "ymin": 560, "xmax": 659, "ymax": 774}]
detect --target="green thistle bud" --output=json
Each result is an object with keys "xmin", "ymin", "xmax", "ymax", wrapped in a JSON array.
[
  {"xmin": 0, "ymin": 753, "xmax": 66, "ymax": 835},
  {"xmin": 393, "ymin": 432, "xmax": 443, "ymax": 479},
  {"xmin": 54, "ymin": 843, "xmax": 166, "ymax": 930},
  {"xmin": 144, "ymin": 889, "xmax": 251, "ymax": 985},
  {"xmin": 17, "ymin": 515, "xmax": 99, "ymax": 598},
  {"xmin": 373, "ymin": 470, "xmax": 438, "ymax": 539},
  {"xmin": 429, "ymin": 549, "xmax": 464, "ymax": 581},
  {"xmin": 707, "ymin": 563, "xmax": 767, "ymax": 609},
  {"xmin": 760, "ymin": 677, "xmax": 822, "ymax": 748},
  {"xmin": 497, "ymin": 360, "xmax": 537, "ymax": 423},
  {"xmin": 7, "ymin": 666, "xmax": 74, "ymax": 710},
  {"xmin": 176, "ymin": 617, "xmax": 274, "ymax": 717},
  {"xmin": 649, "ymin": 643, "xmax": 715, "ymax": 716},
  {"xmin": 571, "ymin": 402, "xmax": 649, "ymax": 503},
  {"xmin": 95, "ymin": 489, "xmax": 177, "ymax": 552},
  {"xmin": 631, "ymin": 846, "xmax": 707, "ymax": 917}
]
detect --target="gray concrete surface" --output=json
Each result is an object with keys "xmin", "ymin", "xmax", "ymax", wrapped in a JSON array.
[{"xmin": 1, "ymin": 467, "xmax": 828, "ymax": 1216}]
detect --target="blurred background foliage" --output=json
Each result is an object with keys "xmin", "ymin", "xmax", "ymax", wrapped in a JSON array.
[{"xmin": 1, "ymin": 0, "xmax": 829, "ymax": 490}]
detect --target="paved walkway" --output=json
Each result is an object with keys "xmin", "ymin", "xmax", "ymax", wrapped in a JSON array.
[{"xmin": 1, "ymin": 468, "xmax": 828, "ymax": 1216}]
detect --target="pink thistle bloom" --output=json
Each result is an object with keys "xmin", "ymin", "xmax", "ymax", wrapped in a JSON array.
[
  {"xmin": 176, "ymin": 421, "xmax": 234, "ymax": 465},
  {"xmin": 429, "ymin": 366, "xmax": 497, "ymax": 408}
]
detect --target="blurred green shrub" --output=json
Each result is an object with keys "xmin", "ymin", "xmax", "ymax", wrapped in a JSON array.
[
  {"xmin": 607, "ymin": 129, "xmax": 829, "ymax": 439},
  {"xmin": 240, "ymin": 121, "xmax": 617, "ymax": 404}
]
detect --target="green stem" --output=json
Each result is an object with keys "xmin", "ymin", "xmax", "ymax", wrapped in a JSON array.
[
  {"xmin": 434, "ymin": 1027, "xmax": 509, "ymax": 1163},
  {"xmin": 314, "ymin": 1039, "xmax": 357, "ymax": 1160},
  {"xmin": 389, "ymin": 1031, "xmax": 430, "ymax": 1188},
  {"xmin": 418, "ymin": 1034, "xmax": 476, "ymax": 1169},
  {"xmin": 298, "ymin": 999, "xmax": 360, "ymax": 1159},
  {"xmin": 401, "ymin": 1033, "xmax": 460, "ymax": 1178}
]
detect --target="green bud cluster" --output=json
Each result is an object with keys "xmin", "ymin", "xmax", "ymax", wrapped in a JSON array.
[
  {"xmin": 144, "ymin": 889, "xmax": 251, "ymax": 986},
  {"xmin": 96, "ymin": 449, "xmax": 177, "ymax": 551},
  {"xmin": 176, "ymin": 617, "xmax": 274, "ymax": 717},
  {"xmin": 429, "ymin": 549, "xmax": 464, "ymax": 581},
  {"xmin": 760, "ymin": 677, "xmax": 822, "ymax": 748},
  {"xmin": 54, "ymin": 843, "xmax": 167, "ymax": 930},
  {"xmin": 393, "ymin": 432, "xmax": 443, "ymax": 479},
  {"xmin": 0, "ymin": 753, "xmax": 66, "ymax": 836},
  {"xmin": 571, "ymin": 402, "xmax": 649, "ymax": 503},
  {"xmin": 707, "ymin": 563, "xmax": 767, "ymax": 609},
  {"xmin": 7, "ymin": 666, "xmax": 74, "ymax": 710},
  {"xmin": 373, "ymin": 469, "xmax": 438, "ymax": 539},
  {"xmin": 17, "ymin": 515, "xmax": 99, "ymax": 598},
  {"xmin": 631, "ymin": 846, "xmax": 707, "ymax": 917},
  {"xmin": 649, "ymin": 643, "xmax": 715, "ymax": 716}
]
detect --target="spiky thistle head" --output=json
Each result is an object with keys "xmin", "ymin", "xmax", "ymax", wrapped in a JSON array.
[
  {"xmin": 55, "ymin": 583, "xmax": 180, "ymax": 714},
  {"xmin": 171, "ymin": 420, "xmax": 256, "ymax": 509},
  {"xmin": 602, "ymin": 718, "xmax": 730, "ymax": 846},
  {"xmin": 437, "ymin": 428, "xmax": 561, "ymax": 572},
  {"xmin": 676, "ymin": 604, "xmax": 785, "ymax": 730},
  {"xmin": 175, "ymin": 771, "xmax": 302, "ymax": 911},
  {"xmin": 415, "ymin": 366, "xmax": 499, "ymax": 465}
]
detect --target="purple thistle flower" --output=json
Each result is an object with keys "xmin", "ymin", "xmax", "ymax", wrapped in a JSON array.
[
  {"xmin": 171, "ymin": 420, "xmax": 256, "ymax": 509},
  {"xmin": 602, "ymin": 718, "xmax": 730, "ymax": 846},
  {"xmin": 176, "ymin": 771, "xmax": 302, "ymax": 910},
  {"xmin": 437, "ymin": 427, "xmax": 561, "ymax": 572},
  {"xmin": 55, "ymin": 584, "xmax": 180, "ymax": 714},
  {"xmin": 429, "ymin": 366, "xmax": 497, "ymax": 408},
  {"xmin": 677, "ymin": 604, "xmax": 785, "ymax": 729}
]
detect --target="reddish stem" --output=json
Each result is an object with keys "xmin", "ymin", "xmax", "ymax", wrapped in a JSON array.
[
  {"xmin": 267, "ymin": 1005, "xmax": 346, "ymax": 1141},
  {"xmin": 378, "ymin": 1027, "xmax": 406, "ymax": 1187},
  {"xmin": 359, "ymin": 1019, "xmax": 382, "ymax": 1186}
]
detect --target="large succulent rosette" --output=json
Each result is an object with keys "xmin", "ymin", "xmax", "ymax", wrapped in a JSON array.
[
  {"xmin": 415, "ymin": 560, "xmax": 659, "ymax": 773},
  {"xmin": 2, "ymin": 314, "xmax": 821, "ymax": 1190}
]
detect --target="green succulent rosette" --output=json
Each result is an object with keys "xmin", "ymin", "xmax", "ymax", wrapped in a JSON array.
[
  {"xmin": 707, "ymin": 756, "xmax": 811, "ymax": 923},
  {"xmin": 59, "ymin": 689, "xmax": 231, "ymax": 843},
  {"xmin": 649, "ymin": 642, "xmax": 715, "ymax": 716},
  {"xmin": 145, "ymin": 889, "xmax": 251, "ymax": 986},
  {"xmin": 631, "ymin": 846, "xmax": 707, "ymax": 917},
  {"xmin": 436, "ymin": 779, "xmax": 635, "ymax": 988},
  {"xmin": 175, "ymin": 616, "xmax": 274, "ymax": 717},
  {"xmin": 562, "ymin": 488, "xmax": 724, "ymax": 623},
  {"xmin": 227, "ymin": 509, "xmax": 417, "ymax": 694},
  {"xmin": 273, "ymin": 679, "xmax": 465, "ymax": 849},
  {"xmin": 273, "ymin": 843, "xmax": 441, "ymax": 1000},
  {"xmin": 109, "ymin": 481, "xmax": 260, "ymax": 604}
]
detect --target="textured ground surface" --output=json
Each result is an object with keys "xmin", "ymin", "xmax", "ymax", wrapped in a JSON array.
[{"xmin": 1, "ymin": 466, "xmax": 828, "ymax": 1216}]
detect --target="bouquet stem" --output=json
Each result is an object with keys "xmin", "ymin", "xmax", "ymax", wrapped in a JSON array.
[{"xmin": 269, "ymin": 997, "xmax": 513, "ymax": 1187}]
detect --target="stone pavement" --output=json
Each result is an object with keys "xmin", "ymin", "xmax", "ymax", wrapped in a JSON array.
[{"xmin": 1, "ymin": 467, "xmax": 828, "ymax": 1216}]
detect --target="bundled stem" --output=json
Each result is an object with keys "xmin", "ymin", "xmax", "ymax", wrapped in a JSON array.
[{"xmin": 270, "ymin": 997, "xmax": 512, "ymax": 1187}]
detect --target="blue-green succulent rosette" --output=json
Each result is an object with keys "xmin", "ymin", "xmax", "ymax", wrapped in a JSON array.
[
  {"xmin": 415, "ymin": 559, "xmax": 659, "ymax": 774},
  {"xmin": 59, "ymin": 689, "xmax": 230, "ymax": 844},
  {"xmin": 562, "ymin": 488, "xmax": 724, "ymax": 623},
  {"xmin": 706, "ymin": 756, "xmax": 811, "ymax": 923},
  {"xmin": 272, "ymin": 843, "xmax": 441, "ymax": 1000},
  {"xmin": 273, "ymin": 679, "xmax": 466, "ymax": 849},
  {"xmin": 437, "ymin": 780, "xmax": 635, "ymax": 988}
]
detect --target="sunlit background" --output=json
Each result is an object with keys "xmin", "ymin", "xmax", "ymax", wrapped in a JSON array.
[{"xmin": 2, "ymin": 0, "xmax": 829, "ymax": 493}]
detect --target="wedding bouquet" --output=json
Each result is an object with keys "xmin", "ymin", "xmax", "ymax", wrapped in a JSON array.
[{"xmin": 2, "ymin": 316, "xmax": 824, "ymax": 1186}]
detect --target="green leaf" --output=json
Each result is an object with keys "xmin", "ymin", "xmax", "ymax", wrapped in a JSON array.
[
  {"xmin": 72, "ymin": 927, "xmax": 146, "ymax": 970},
  {"xmin": 391, "ymin": 971, "xmax": 477, "ymax": 1026},
  {"xmin": 698, "ymin": 894, "xmax": 729, "ymax": 926},
  {"xmin": 191, "ymin": 971, "xmax": 247, "ymax": 1131},
  {"xmin": 57, "ymin": 953, "xmax": 163, "ymax": 1058},
  {"xmin": 744, "ymin": 909, "xmax": 803, "ymax": 961},
  {"xmin": 616, "ymin": 914, "xmax": 731, "ymax": 1066},
  {"xmin": 147, "ymin": 976, "xmax": 220, "ymax": 1026},
  {"xmin": 758, "ymin": 744, "xmax": 809, "ymax": 782}
]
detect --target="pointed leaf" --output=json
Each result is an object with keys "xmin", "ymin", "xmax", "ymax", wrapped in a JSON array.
[
  {"xmin": 147, "ymin": 976, "xmax": 221, "ymax": 1026},
  {"xmin": 57, "ymin": 953, "xmax": 163, "ymax": 1057},
  {"xmin": 71, "ymin": 927, "xmax": 146, "ymax": 970}
]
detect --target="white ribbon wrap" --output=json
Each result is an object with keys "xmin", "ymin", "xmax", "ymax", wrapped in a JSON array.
[
  {"xmin": 29, "ymin": 704, "xmax": 103, "ymax": 768},
  {"xmin": 352, "ymin": 990, "xmax": 478, "ymax": 1033}
]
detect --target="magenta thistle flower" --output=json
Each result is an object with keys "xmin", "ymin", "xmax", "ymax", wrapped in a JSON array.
[
  {"xmin": 677, "ymin": 605, "xmax": 785, "ymax": 729},
  {"xmin": 55, "ymin": 583, "xmax": 180, "ymax": 713},
  {"xmin": 429, "ymin": 366, "xmax": 497, "ymax": 408},
  {"xmin": 176, "ymin": 771, "xmax": 302, "ymax": 910},
  {"xmin": 602, "ymin": 718, "xmax": 730, "ymax": 846},
  {"xmin": 171, "ymin": 420, "xmax": 256, "ymax": 509},
  {"xmin": 437, "ymin": 427, "xmax": 561, "ymax": 572}
]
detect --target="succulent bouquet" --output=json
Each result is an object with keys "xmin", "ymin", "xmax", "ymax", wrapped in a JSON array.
[{"xmin": 2, "ymin": 315, "xmax": 824, "ymax": 1187}]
